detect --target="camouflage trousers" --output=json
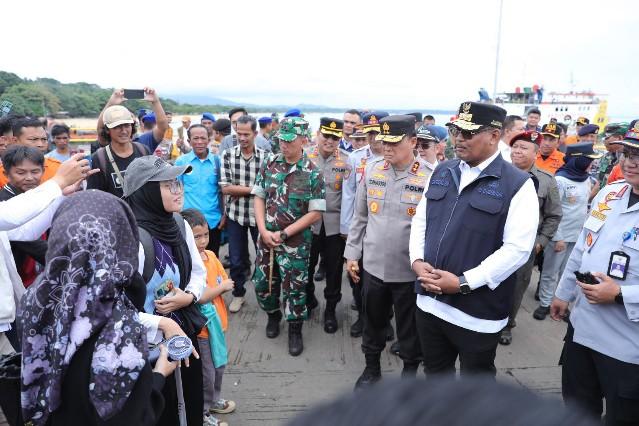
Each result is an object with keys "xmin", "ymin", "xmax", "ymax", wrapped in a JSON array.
[{"xmin": 253, "ymin": 240, "xmax": 310, "ymax": 321}]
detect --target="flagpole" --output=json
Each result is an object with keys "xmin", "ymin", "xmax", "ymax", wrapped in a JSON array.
[{"xmin": 493, "ymin": 0, "xmax": 504, "ymax": 101}]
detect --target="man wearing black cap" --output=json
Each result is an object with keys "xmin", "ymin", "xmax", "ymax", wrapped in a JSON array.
[
  {"xmin": 306, "ymin": 118, "xmax": 352, "ymax": 333},
  {"xmin": 536, "ymin": 122, "xmax": 565, "ymax": 175},
  {"xmin": 407, "ymin": 112, "xmax": 423, "ymax": 130},
  {"xmin": 565, "ymin": 117, "xmax": 590, "ymax": 146},
  {"xmin": 410, "ymin": 102, "xmax": 539, "ymax": 377},
  {"xmin": 345, "ymin": 115, "xmax": 429, "ymax": 388},
  {"xmin": 549, "ymin": 127, "xmax": 639, "ymax": 425},
  {"xmin": 498, "ymin": 130, "xmax": 562, "ymax": 345},
  {"xmin": 341, "ymin": 111, "xmax": 389, "ymax": 338}
]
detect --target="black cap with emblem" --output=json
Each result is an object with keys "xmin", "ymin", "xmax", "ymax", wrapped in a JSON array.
[
  {"xmin": 447, "ymin": 101, "xmax": 507, "ymax": 131},
  {"xmin": 541, "ymin": 122, "xmax": 561, "ymax": 138},
  {"xmin": 319, "ymin": 117, "xmax": 344, "ymax": 138},
  {"xmin": 376, "ymin": 115, "xmax": 416, "ymax": 143}
]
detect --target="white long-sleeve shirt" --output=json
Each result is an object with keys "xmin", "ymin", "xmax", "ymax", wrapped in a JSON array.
[
  {"xmin": 136, "ymin": 221, "xmax": 207, "ymax": 344},
  {"xmin": 409, "ymin": 150, "xmax": 539, "ymax": 333},
  {"xmin": 0, "ymin": 180, "xmax": 64, "ymax": 330}
]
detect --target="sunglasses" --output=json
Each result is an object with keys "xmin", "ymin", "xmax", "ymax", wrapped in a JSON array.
[
  {"xmin": 417, "ymin": 141, "xmax": 435, "ymax": 149},
  {"xmin": 448, "ymin": 126, "xmax": 494, "ymax": 140}
]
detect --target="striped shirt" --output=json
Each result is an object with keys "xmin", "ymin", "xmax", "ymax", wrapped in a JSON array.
[{"xmin": 220, "ymin": 144, "xmax": 267, "ymax": 226}]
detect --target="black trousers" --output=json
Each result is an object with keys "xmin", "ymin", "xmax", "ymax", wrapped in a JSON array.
[
  {"xmin": 206, "ymin": 226, "xmax": 222, "ymax": 257},
  {"xmin": 562, "ymin": 323, "xmax": 639, "ymax": 425},
  {"xmin": 416, "ymin": 309, "xmax": 500, "ymax": 378},
  {"xmin": 361, "ymin": 271, "xmax": 421, "ymax": 366},
  {"xmin": 307, "ymin": 224, "xmax": 346, "ymax": 307}
]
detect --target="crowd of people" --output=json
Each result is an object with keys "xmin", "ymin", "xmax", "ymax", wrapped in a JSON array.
[{"xmin": 0, "ymin": 87, "xmax": 637, "ymax": 426}]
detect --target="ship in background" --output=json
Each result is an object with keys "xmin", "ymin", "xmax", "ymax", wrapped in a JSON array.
[{"xmin": 487, "ymin": 86, "xmax": 609, "ymax": 132}]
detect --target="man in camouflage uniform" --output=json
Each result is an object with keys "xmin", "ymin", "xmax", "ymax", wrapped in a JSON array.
[
  {"xmin": 252, "ymin": 117, "xmax": 326, "ymax": 356},
  {"xmin": 306, "ymin": 118, "xmax": 352, "ymax": 333},
  {"xmin": 596, "ymin": 122, "xmax": 628, "ymax": 187}
]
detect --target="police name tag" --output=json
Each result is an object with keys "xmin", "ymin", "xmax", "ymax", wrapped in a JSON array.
[{"xmin": 608, "ymin": 251, "xmax": 629, "ymax": 280}]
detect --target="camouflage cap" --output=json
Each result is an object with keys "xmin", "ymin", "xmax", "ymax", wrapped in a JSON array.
[{"xmin": 277, "ymin": 117, "xmax": 310, "ymax": 142}]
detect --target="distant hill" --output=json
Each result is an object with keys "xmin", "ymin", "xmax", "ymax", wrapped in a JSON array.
[{"xmin": 0, "ymin": 70, "xmax": 455, "ymax": 118}]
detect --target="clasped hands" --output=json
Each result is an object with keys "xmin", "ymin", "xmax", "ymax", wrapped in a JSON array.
[{"xmin": 412, "ymin": 260, "xmax": 461, "ymax": 295}]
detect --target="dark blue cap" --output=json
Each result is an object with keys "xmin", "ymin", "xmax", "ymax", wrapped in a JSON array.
[
  {"xmin": 284, "ymin": 108, "xmax": 302, "ymax": 118},
  {"xmin": 577, "ymin": 123, "xmax": 599, "ymax": 136},
  {"xmin": 201, "ymin": 112, "xmax": 216, "ymax": 122},
  {"xmin": 362, "ymin": 111, "xmax": 389, "ymax": 125},
  {"xmin": 142, "ymin": 113, "xmax": 156, "ymax": 123},
  {"xmin": 258, "ymin": 116, "xmax": 273, "ymax": 124},
  {"xmin": 426, "ymin": 125, "xmax": 448, "ymax": 141},
  {"xmin": 137, "ymin": 108, "xmax": 151, "ymax": 119}
]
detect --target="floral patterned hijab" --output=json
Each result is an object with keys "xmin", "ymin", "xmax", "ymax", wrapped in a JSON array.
[{"xmin": 20, "ymin": 190, "xmax": 148, "ymax": 425}]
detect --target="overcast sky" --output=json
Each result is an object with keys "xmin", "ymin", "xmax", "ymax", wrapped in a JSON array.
[{"xmin": 3, "ymin": 0, "xmax": 637, "ymax": 117}]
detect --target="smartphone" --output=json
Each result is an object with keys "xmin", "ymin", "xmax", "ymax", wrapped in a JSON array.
[
  {"xmin": 123, "ymin": 89, "xmax": 146, "ymax": 100},
  {"xmin": 574, "ymin": 271, "xmax": 599, "ymax": 285}
]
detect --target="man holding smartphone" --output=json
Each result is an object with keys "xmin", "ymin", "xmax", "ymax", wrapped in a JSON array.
[{"xmin": 550, "ymin": 124, "xmax": 639, "ymax": 425}]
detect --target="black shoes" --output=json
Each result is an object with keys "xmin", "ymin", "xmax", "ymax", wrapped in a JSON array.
[
  {"xmin": 324, "ymin": 309, "xmax": 338, "ymax": 334},
  {"xmin": 313, "ymin": 265, "xmax": 326, "ymax": 282},
  {"xmin": 350, "ymin": 316, "xmax": 363, "ymax": 337},
  {"xmin": 533, "ymin": 306, "xmax": 550, "ymax": 320},
  {"xmin": 288, "ymin": 321, "xmax": 304, "ymax": 356},
  {"xmin": 354, "ymin": 367, "xmax": 381, "ymax": 390},
  {"xmin": 390, "ymin": 341, "xmax": 400, "ymax": 356},
  {"xmin": 266, "ymin": 311, "xmax": 282, "ymax": 338},
  {"xmin": 306, "ymin": 296, "xmax": 319, "ymax": 314}
]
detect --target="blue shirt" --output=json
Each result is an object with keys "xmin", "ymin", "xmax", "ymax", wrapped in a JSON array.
[
  {"xmin": 45, "ymin": 150, "xmax": 71, "ymax": 162},
  {"xmin": 136, "ymin": 131, "xmax": 160, "ymax": 153},
  {"xmin": 175, "ymin": 150, "xmax": 223, "ymax": 228}
]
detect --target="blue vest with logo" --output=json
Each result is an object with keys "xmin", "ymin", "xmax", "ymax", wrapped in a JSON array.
[{"xmin": 417, "ymin": 155, "xmax": 530, "ymax": 320}]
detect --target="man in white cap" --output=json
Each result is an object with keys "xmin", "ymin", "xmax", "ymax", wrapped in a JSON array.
[{"xmin": 87, "ymin": 89, "xmax": 155, "ymax": 197}]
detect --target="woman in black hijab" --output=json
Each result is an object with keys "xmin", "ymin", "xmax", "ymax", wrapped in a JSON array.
[
  {"xmin": 123, "ymin": 156, "xmax": 207, "ymax": 426},
  {"xmin": 20, "ymin": 190, "xmax": 177, "ymax": 426}
]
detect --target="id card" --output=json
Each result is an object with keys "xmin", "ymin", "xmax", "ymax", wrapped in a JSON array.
[{"xmin": 608, "ymin": 251, "xmax": 630, "ymax": 280}]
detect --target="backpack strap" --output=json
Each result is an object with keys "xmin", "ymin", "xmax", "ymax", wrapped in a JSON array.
[
  {"xmin": 96, "ymin": 147, "xmax": 108, "ymax": 176},
  {"xmin": 133, "ymin": 142, "xmax": 150, "ymax": 156},
  {"xmin": 138, "ymin": 214, "xmax": 187, "ymax": 283},
  {"xmin": 138, "ymin": 227, "xmax": 155, "ymax": 283}
]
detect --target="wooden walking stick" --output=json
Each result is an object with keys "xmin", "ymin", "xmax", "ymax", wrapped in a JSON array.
[{"xmin": 267, "ymin": 247, "xmax": 275, "ymax": 296}]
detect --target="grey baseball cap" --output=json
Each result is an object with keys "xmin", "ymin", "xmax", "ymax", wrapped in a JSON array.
[{"xmin": 122, "ymin": 155, "xmax": 192, "ymax": 197}]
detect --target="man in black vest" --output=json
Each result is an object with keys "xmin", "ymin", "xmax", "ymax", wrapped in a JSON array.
[{"xmin": 409, "ymin": 102, "xmax": 539, "ymax": 377}]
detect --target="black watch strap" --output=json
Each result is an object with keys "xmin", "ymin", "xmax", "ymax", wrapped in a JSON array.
[
  {"xmin": 184, "ymin": 290, "xmax": 197, "ymax": 305},
  {"xmin": 459, "ymin": 275, "xmax": 471, "ymax": 295}
]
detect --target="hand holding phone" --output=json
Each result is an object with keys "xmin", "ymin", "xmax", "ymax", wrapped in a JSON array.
[
  {"xmin": 574, "ymin": 271, "xmax": 600, "ymax": 285},
  {"xmin": 123, "ymin": 89, "xmax": 146, "ymax": 100}
]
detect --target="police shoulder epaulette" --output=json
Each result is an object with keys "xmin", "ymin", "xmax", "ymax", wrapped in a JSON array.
[{"xmin": 409, "ymin": 160, "xmax": 421, "ymax": 175}]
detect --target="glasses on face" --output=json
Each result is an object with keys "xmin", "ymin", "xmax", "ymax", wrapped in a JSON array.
[
  {"xmin": 622, "ymin": 150, "xmax": 639, "ymax": 165},
  {"xmin": 417, "ymin": 141, "xmax": 434, "ymax": 150},
  {"xmin": 448, "ymin": 126, "xmax": 494, "ymax": 140},
  {"xmin": 160, "ymin": 179, "xmax": 184, "ymax": 194},
  {"xmin": 322, "ymin": 133, "xmax": 340, "ymax": 141}
]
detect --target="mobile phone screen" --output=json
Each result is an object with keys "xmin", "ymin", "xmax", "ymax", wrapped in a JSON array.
[{"xmin": 123, "ymin": 89, "xmax": 145, "ymax": 100}]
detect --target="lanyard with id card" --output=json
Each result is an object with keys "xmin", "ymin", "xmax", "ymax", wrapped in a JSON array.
[{"xmin": 611, "ymin": 227, "xmax": 638, "ymax": 280}]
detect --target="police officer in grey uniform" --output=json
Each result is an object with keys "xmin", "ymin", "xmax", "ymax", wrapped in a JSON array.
[
  {"xmin": 499, "ymin": 130, "xmax": 563, "ymax": 345},
  {"xmin": 551, "ymin": 123, "xmax": 639, "ymax": 425},
  {"xmin": 341, "ymin": 111, "xmax": 388, "ymax": 337},
  {"xmin": 306, "ymin": 118, "xmax": 352, "ymax": 333},
  {"xmin": 345, "ymin": 115, "xmax": 427, "ymax": 389}
]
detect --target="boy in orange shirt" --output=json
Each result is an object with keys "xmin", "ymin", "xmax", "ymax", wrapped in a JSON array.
[{"xmin": 181, "ymin": 209, "xmax": 236, "ymax": 426}]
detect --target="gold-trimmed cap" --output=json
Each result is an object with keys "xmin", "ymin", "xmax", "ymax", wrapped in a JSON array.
[
  {"xmin": 447, "ymin": 101, "xmax": 506, "ymax": 131},
  {"xmin": 319, "ymin": 117, "xmax": 344, "ymax": 138},
  {"xmin": 375, "ymin": 115, "xmax": 415, "ymax": 143}
]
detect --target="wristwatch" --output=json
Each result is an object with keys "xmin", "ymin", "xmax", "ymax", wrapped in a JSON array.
[
  {"xmin": 458, "ymin": 275, "xmax": 471, "ymax": 295},
  {"xmin": 184, "ymin": 290, "xmax": 198, "ymax": 306},
  {"xmin": 279, "ymin": 230, "xmax": 289, "ymax": 241},
  {"xmin": 615, "ymin": 287, "xmax": 624, "ymax": 305}
]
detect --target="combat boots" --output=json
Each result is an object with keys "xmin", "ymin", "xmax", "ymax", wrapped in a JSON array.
[
  {"xmin": 288, "ymin": 320, "xmax": 304, "ymax": 356},
  {"xmin": 266, "ymin": 311, "xmax": 282, "ymax": 338},
  {"xmin": 354, "ymin": 354, "xmax": 381, "ymax": 390},
  {"xmin": 323, "ymin": 302, "xmax": 338, "ymax": 334}
]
